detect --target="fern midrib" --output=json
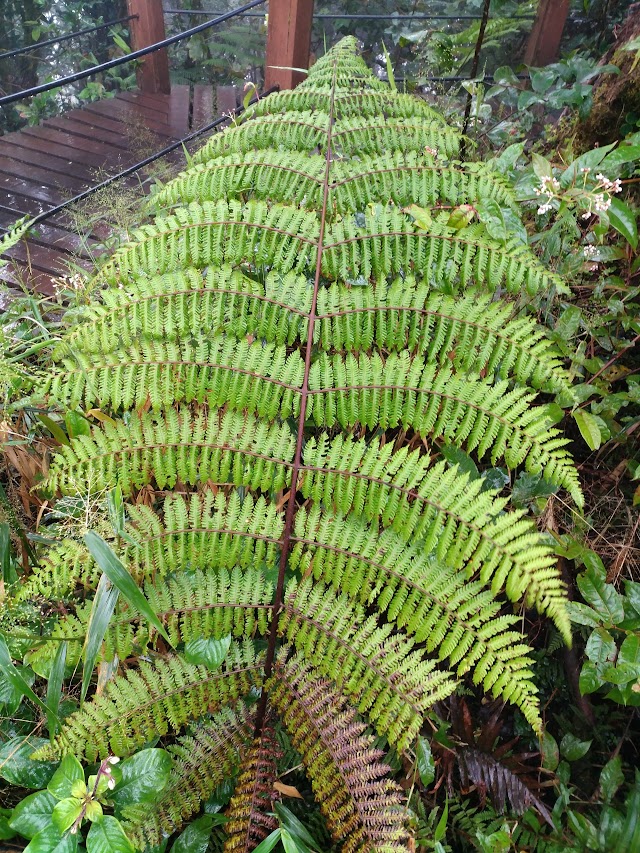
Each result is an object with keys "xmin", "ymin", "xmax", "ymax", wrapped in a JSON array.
[{"xmin": 253, "ymin": 75, "xmax": 337, "ymax": 737}]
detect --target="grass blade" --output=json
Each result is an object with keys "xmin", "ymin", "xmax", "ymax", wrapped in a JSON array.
[
  {"xmin": 81, "ymin": 575, "xmax": 119, "ymax": 704},
  {"xmin": 46, "ymin": 641, "xmax": 67, "ymax": 738},
  {"xmin": 84, "ymin": 532, "xmax": 172, "ymax": 646}
]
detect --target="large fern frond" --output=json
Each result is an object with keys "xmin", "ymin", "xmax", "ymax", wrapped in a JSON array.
[
  {"xmin": 268, "ymin": 653, "xmax": 408, "ymax": 853},
  {"xmin": 122, "ymin": 705, "xmax": 252, "ymax": 848},
  {"xmin": 37, "ymin": 641, "xmax": 262, "ymax": 761}
]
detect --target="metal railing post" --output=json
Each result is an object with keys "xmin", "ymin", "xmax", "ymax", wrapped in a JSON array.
[
  {"xmin": 265, "ymin": 0, "xmax": 314, "ymax": 90},
  {"xmin": 127, "ymin": 0, "xmax": 170, "ymax": 93}
]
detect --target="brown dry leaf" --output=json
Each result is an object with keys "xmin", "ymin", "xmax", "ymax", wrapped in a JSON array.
[{"xmin": 273, "ymin": 781, "xmax": 303, "ymax": 799}]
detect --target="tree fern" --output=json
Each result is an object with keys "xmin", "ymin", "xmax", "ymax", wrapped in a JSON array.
[{"xmin": 25, "ymin": 36, "xmax": 583, "ymax": 850}]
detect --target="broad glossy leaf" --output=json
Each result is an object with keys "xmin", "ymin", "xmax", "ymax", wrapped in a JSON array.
[
  {"xmin": 65, "ymin": 411, "xmax": 91, "ymax": 440},
  {"xmin": 52, "ymin": 799, "xmax": 83, "ymax": 834},
  {"xmin": 110, "ymin": 749, "xmax": 172, "ymax": 806},
  {"xmin": 560, "ymin": 734, "xmax": 591, "ymax": 761},
  {"xmin": 579, "ymin": 660, "xmax": 605, "ymax": 694},
  {"xmin": 540, "ymin": 731, "xmax": 559, "ymax": 770},
  {"xmin": 9, "ymin": 791, "xmax": 57, "ymax": 839},
  {"xmin": 86, "ymin": 816, "xmax": 134, "ymax": 853},
  {"xmin": 573, "ymin": 409, "xmax": 602, "ymax": 451},
  {"xmin": 184, "ymin": 636, "xmax": 231, "ymax": 671},
  {"xmin": 608, "ymin": 197, "xmax": 638, "ymax": 249},
  {"xmin": 170, "ymin": 815, "xmax": 213, "ymax": 853},
  {"xmin": 83, "ymin": 532, "xmax": 171, "ymax": 646},
  {"xmin": 281, "ymin": 829, "xmax": 313, "ymax": 853},
  {"xmin": 23, "ymin": 824, "xmax": 78, "ymax": 853},
  {"xmin": 585, "ymin": 628, "xmax": 617, "ymax": 666},
  {"xmin": 577, "ymin": 568, "xmax": 625, "ymax": 623},
  {"xmin": 0, "ymin": 737, "xmax": 58, "ymax": 789},
  {"xmin": 48, "ymin": 756, "xmax": 85, "ymax": 802},
  {"xmin": 416, "ymin": 736, "xmax": 435, "ymax": 786},
  {"xmin": 600, "ymin": 755, "xmax": 624, "ymax": 802}
]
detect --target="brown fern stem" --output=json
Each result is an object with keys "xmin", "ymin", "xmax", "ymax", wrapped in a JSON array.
[{"xmin": 254, "ymin": 72, "xmax": 338, "ymax": 739}]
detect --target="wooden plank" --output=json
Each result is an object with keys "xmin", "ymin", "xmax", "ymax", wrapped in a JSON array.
[
  {"xmin": 41, "ymin": 117, "xmax": 132, "ymax": 150},
  {"xmin": 524, "ymin": 0, "xmax": 570, "ymax": 65},
  {"xmin": 0, "ymin": 156, "xmax": 88, "ymax": 194},
  {"xmin": 193, "ymin": 84, "xmax": 214, "ymax": 128},
  {"xmin": 0, "ymin": 210, "xmax": 100, "ymax": 256},
  {"xmin": 265, "ymin": 0, "xmax": 314, "ymax": 90},
  {"xmin": 0, "ymin": 134, "xmax": 119, "ymax": 181},
  {"xmin": 216, "ymin": 86, "xmax": 238, "ymax": 117},
  {"xmin": 18, "ymin": 126, "xmax": 132, "ymax": 165},
  {"xmin": 82, "ymin": 99, "xmax": 178, "ymax": 138},
  {"xmin": 127, "ymin": 0, "xmax": 170, "ymax": 94},
  {"xmin": 167, "ymin": 85, "xmax": 191, "ymax": 135}
]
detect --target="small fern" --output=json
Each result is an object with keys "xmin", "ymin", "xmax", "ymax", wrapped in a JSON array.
[{"xmin": 26, "ymin": 37, "xmax": 582, "ymax": 851}]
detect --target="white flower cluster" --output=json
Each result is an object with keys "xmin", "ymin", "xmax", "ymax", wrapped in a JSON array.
[
  {"xmin": 595, "ymin": 173, "xmax": 623, "ymax": 194},
  {"xmin": 583, "ymin": 244, "xmax": 598, "ymax": 257},
  {"xmin": 534, "ymin": 174, "xmax": 560, "ymax": 215}
]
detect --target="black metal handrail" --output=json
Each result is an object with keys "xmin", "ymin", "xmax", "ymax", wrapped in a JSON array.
[
  {"xmin": 164, "ymin": 10, "xmax": 536, "ymax": 20},
  {"xmin": 3, "ymin": 85, "xmax": 277, "ymax": 233},
  {"xmin": 0, "ymin": 0, "xmax": 266, "ymax": 108},
  {"xmin": 0, "ymin": 16, "xmax": 136, "ymax": 62}
]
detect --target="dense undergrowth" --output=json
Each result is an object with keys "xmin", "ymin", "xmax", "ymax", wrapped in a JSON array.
[{"xmin": 0, "ymin": 14, "xmax": 639, "ymax": 853}]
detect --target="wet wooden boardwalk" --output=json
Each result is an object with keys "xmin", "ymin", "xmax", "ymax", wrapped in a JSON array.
[{"xmin": 0, "ymin": 84, "xmax": 235, "ymax": 294}]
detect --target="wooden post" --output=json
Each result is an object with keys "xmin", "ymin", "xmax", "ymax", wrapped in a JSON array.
[
  {"xmin": 265, "ymin": 0, "xmax": 314, "ymax": 90},
  {"xmin": 524, "ymin": 0, "xmax": 571, "ymax": 66},
  {"xmin": 126, "ymin": 0, "xmax": 170, "ymax": 94}
]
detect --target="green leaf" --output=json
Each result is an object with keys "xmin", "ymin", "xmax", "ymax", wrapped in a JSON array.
[
  {"xmin": 447, "ymin": 204, "xmax": 476, "ymax": 230},
  {"xmin": 560, "ymin": 734, "xmax": 592, "ymax": 761},
  {"xmin": 183, "ymin": 636, "xmax": 232, "ymax": 671},
  {"xmin": 579, "ymin": 660, "xmax": 605, "ymax": 694},
  {"xmin": 554, "ymin": 305, "xmax": 582, "ymax": 342},
  {"xmin": 9, "ymin": 791, "xmax": 57, "ymax": 839},
  {"xmin": 86, "ymin": 816, "xmax": 134, "ymax": 853},
  {"xmin": 599, "ymin": 755, "xmax": 624, "ymax": 802},
  {"xmin": 64, "ymin": 411, "xmax": 91, "ymax": 440},
  {"xmin": 0, "ymin": 812, "xmax": 16, "ymax": 841},
  {"xmin": 577, "ymin": 567, "xmax": 625, "ymax": 623},
  {"xmin": 23, "ymin": 824, "xmax": 78, "ymax": 853},
  {"xmin": 560, "ymin": 143, "xmax": 616, "ymax": 184},
  {"xmin": 585, "ymin": 628, "xmax": 617, "ymax": 666},
  {"xmin": 0, "ymin": 737, "xmax": 59, "ymax": 789},
  {"xmin": 541, "ymin": 731, "xmax": 559, "ymax": 770},
  {"xmin": 52, "ymin": 799, "xmax": 83, "ymax": 834},
  {"xmin": 274, "ymin": 803, "xmax": 319, "ymax": 850},
  {"xmin": 82, "ymin": 574, "xmax": 119, "ymax": 704},
  {"xmin": 0, "ymin": 633, "xmax": 57, "ymax": 722},
  {"xmin": 48, "ymin": 756, "xmax": 84, "ymax": 802},
  {"xmin": 601, "ymin": 144, "xmax": 640, "ymax": 168},
  {"xmin": 566, "ymin": 602, "xmax": 601, "ymax": 627},
  {"xmin": 618, "ymin": 634, "xmax": 640, "ymax": 671},
  {"xmin": 110, "ymin": 749, "xmax": 172, "ymax": 806},
  {"xmin": 252, "ymin": 830, "xmax": 282, "ymax": 853},
  {"xmin": 416, "ymin": 736, "xmax": 435, "ymax": 786},
  {"xmin": 38, "ymin": 415, "xmax": 69, "ymax": 447},
  {"xmin": 0, "ymin": 522, "xmax": 17, "ymax": 584},
  {"xmin": 434, "ymin": 799, "xmax": 448, "ymax": 842},
  {"xmin": 170, "ymin": 815, "xmax": 213, "ymax": 853},
  {"xmin": 440, "ymin": 444, "xmax": 479, "ymax": 480},
  {"xmin": 531, "ymin": 153, "xmax": 553, "ymax": 181},
  {"xmin": 46, "ymin": 642, "xmax": 67, "ymax": 739},
  {"xmin": 83, "ymin": 532, "xmax": 171, "ymax": 646},
  {"xmin": 405, "ymin": 203, "xmax": 432, "ymax": 230},
  {"xmin": 608, "ymin": 197, "xmax": 638, "ymax": 249},
  {"xmin": 281, "ymin": 829, "xmax": 313, "ymax": 853},
  {"xmin": 573, "ymin": 409, "xmax": 603, "ymax": 451}
]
